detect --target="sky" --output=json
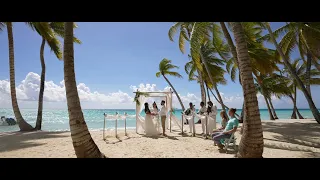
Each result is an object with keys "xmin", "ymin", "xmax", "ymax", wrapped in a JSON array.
[{"xmin": 0, "ymin": 22, "xmax": 319, "ymax": 109}]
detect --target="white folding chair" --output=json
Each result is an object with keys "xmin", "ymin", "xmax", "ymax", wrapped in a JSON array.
[{"xmin": 223, "ymin": 132, "xmax": 237, "ymax": 153}]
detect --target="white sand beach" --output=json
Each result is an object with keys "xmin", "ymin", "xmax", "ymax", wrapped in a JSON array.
[{"xmin": 0, "ymin": 119, "xmax": 319, "ymax": 158}]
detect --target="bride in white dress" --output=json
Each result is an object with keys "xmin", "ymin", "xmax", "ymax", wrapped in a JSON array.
[
  {"xmin": 151, "ymin": 102, "xmax": 161, "ymax": 132},
  {"xmin": 206, "ymin": 101, "xmax": 217, "ymax": 134},
  {"xmin": 144, "ymin": 102, "xmax": 159, "ymax": 136}
]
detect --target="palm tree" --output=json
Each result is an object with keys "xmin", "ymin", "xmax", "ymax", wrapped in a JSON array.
[
  {"xmin": 6, "ymin": 22, "xmax": 34, "ymax": 131},
  {"xmin": 254, "ymin": 74, "xmax": 275, "ymax": 120},
  {"xmin": 156, "ymin": 58, "xmax": 185, "ymax": 111},
  {"xmin": 260, "ymin": 22, "xmax": 320, "ymax": 72},
  {"xmin": 254, "ymin": 73, "xmax": 293, "ymax": 120},
  {"xmin": 180, "ymin": 22, "xmax": 228, "ymax": 113},
  {"xmin": 219, "ymin": 22, "xmax": 280, "ymax": 121},
  {"xmin": 185, "ymin": 43, "xmax": 227, "ymax": 110},
  {"xmin": 282, "ymin": 59, "xmax": 320, "ymax": 119},
  {"xmin": 232, "ymin": 22, "xmax": 264, "ymax": 158},
  {"xmin": 64, "ymin": 22, "xmax": 105, "ymax": 158},
  {"xmin": 185, "ymin": 55, "xmax": 206, "ymax": 103},
  {"xmin": 265, "ymin": 22, "xmax": 320, "ymax": 124},
  {"xmin": 199, "ymin": 41, "xmax": 227, "ymax": 112},
  {"xmin": 168, "ymin": 22, "xmax": 207, "ymax": 104},
  {"xmin": 27, "ymin": 22, "xmax": 81, "ymax": 130}
]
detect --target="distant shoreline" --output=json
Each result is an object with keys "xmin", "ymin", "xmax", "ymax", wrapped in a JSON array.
[{"xmin": 0, "ymin": 108, "xmax": 318, "ymax": 110}]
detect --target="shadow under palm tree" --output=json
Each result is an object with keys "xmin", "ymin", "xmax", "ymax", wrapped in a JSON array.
[
  {"xmin": 261, "ymin": 121, "xmax": 320, "ymax": 156},
  {"xmin": 0, "ymin": 131, "xmax": 69, "ymax": 153}
]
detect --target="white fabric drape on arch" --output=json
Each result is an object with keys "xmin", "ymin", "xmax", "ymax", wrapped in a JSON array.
[
  {"xmin": 136, "ymin": 95, "xmax": 146, "ymax": 133},
  {"xmin": 135, "ymin": 92, "xmax": 176, "ymax": 133},
  {"xmin": 165, "ymin": 93, "xmax": 172, "ymax": 129}
]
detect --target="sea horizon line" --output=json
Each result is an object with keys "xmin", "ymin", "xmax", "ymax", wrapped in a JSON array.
[{"xmin": 1, "ymin": 108, "xmax": 318, "ymax": 111}]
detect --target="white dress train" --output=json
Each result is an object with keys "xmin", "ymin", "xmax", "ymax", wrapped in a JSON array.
[
  {"xmin": 145, "ymin": 113, "xmax": 159, "ymax": 136},
  {"xmin": 207, "ymin": 114, "xmax": 217, "ymax": 134}
]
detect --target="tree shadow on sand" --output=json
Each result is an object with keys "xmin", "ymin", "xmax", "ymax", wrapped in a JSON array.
[
  {"xmin": 261, "ymin": 121, "xmax": 320, "ymax": 157},
  {"xmin": 142, "ymin": 134, "xmax": 179, "ymax": 140},
  {"xmin": 104, "ymin": 134, "xmax": 142, "ymax": 144},
  {"xmin": 0, "ymin": 131, "xmax": 70, "ymax": 153}
]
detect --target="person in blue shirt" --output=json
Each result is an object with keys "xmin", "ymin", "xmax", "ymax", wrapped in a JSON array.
[{"xmin": 211, "ymin": 108, "xmax": 239, "ymax": 149}]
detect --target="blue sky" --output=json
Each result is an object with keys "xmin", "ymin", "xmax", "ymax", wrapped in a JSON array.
[{"xmin": 0, "ymin": 22, "xmax": 319, "ymax": 109}]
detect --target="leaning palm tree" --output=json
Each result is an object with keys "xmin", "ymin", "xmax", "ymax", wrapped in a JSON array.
[
  {"xmin": 186, "ymin": 22, "xmax": 230, "ymax": 112},
  {"xmin": 254, "ymin": 73, "xmax": 293, "ymax": 120},
  {"xmin": 156, "ymin": 58, "xmax": 185, "ymax": 111},
  {"xmin": 0, "ymin": 22, "xmax": 4, "ymax": 31},
  {"xmin": 169, "ymin": 22, "xmax": 207, "ymax": 103},
  {"xmin": 64, "ymin": 22, "xmax": 105, "ymax": 158},
  {"xmin": 282, "ymin": 59, "xmax": 320, "ymax": 118},
  {"xmin": 259, "ymin": 22, "xmax": 320, "ymax": 72},
  {"xmin": 200, "ymin": 41, "xmax": 228, "ymax": 112},
  {"xmin": 185, "ymin": 55, "xmax": 206, "ymax": 103},
  {"xmin": 6, "ymin": 22, "xmax": 34, "ymax": 131},
  {"xmin": 254, "ymin": 75, "xmax": 275, "ymax": 120},
  {"xmin": 232, "ymin": 22, "xmax": 264, "ymax": 158},
  {"xmin": 27, "ymin": 22, "xmax": 81, "ymax": 130},
  {"xmin": 265, "ymin": 22, "xmax": 320, "ymax": 124}
]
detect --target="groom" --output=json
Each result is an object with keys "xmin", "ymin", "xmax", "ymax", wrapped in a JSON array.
[{"xmin": 159, "ymin": 100, "xmax": 167, "ymax": 136}]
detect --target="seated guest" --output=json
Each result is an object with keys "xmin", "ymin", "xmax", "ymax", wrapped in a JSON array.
[
  {"xmin": 211, "ymin": 108, "xmax": 239, "ymax": 149},
  {"xmin": 183, "ymin": 102, "xmax": 195, "ymax": 125},
  {"xmin": 196, "ymin": 101, "xmax": 206, "ymax": 124},
  {"xmin": 220, "ymin": 110, "xmax": 228, "ymax": 129}
]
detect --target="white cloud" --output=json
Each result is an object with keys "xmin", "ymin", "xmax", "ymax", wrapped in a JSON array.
[
  {"xmin": 0, "ymin": 72, "xmax": 318, "ymax": 109},
  {"xmin": 0, "ymin": 72, "xmax": 134, "ymax": 109}
]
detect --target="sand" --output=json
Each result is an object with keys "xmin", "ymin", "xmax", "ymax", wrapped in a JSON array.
[{"xmin": 0, "ymin": 119, "xmax": 319, "ymax": 158}]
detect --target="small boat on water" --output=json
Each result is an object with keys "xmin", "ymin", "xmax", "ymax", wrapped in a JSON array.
[{"xmin": 0, "ymin": 116, "xmax": 17, "ymax": 126}]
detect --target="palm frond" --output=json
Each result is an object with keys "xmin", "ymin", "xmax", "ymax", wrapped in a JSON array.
[
  {"xmin": 0, "ymin": 22, "xmax": 5, "ymax": 31},
  {"xmin": 226, "ymin": 58, "xmax": 234, "ymax": 74},
  {"xmin": 178, "ymin": 28, "xmax": 189, "ymax": 54},
  {"xmin": 156, "ymin": 72, "xmax": 161, "ymax": 78},
  {"xmin": 298, "ymin": 35, "xmax": 307, "ymax": 62},
  {"xmin": 168, "ymin": 22, "xmax": 182, "ymax": 41},
  {"xmin": 258, "ymin": 23, "xmax": 293, "ymax": 43},
  {"xmin": 190, "ymin": 22, "xmax": 211, "ymax": 71},
  {"xmin": 166, "ymin": 71, "xmax": 183, "ymax": 78},
  {"xmin": 158, "ymin": 58, "xmax": 182, "ymax": 78},
  {"xmin": 51, "ymin": 22, "xmax": 81, "ymax": 44}
]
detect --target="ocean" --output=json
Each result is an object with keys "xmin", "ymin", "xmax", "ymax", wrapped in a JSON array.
[{"xmin": 0, "ymin": 108, "xmax": 316, "ymax": 133}]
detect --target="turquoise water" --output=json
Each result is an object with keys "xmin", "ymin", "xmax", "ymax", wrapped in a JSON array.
[{"xmin": 0, "ymin": 108, "xmax": 316, "ymax": 133}]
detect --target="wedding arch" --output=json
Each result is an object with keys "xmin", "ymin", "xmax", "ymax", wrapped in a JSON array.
[{"xmin": 133, "ymin": 89, "xmax": 184, "ymax": 134}]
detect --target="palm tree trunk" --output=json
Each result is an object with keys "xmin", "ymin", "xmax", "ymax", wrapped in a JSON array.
[
  {"xmin": 293, "ymin": 85, "xmax": 304, "ymax": 119},
  {"xmin": 162, "ymin": 74, "xmax": 185, "ymax": 111},
  {"xmin": 306, "ymin": 51, "xmax": 312, "ymax": 96},
  {"xmin": 232, "ymin": 22, "xmax": 264, "ymax": 158},
  {"xmin": 208, "ymin": 87, "xmax": 240, "ymax": 118},
  {"xmin": 268, "ymin": 97, "xmax": 279, "ymax": 119},
  {"xmin": 213, "ymin": 84, "xmax": 227, "ymax": 112},
  {"xmin": 7, "ymin": 22, "xmax": 33, "ymax": 132},
  {"xmin": 263, "ymin": 94, "xmax": 275, "ymax": 120},
  {"xmin": 265, "ymin": 22, "xmax": 320, "ymax": 124},
  {"xmin": 200, "ymin": 82, "xmax": 206, "ymax": 103},
  {"xmin": 311, "ymin": 56, "xmax": 320, "ymax": 71},
  {"xmin": 64, "ymin": 22, "xmax": 105, "ymax": 158},
  {"xmin": 240, "ymin": 102, "xmax": 244, "ymax": 122},
  {"xmin": 296, "ymin": 108, "xmax": 305, "ymax": 119},
  {"xmin": 288, "ymin": 94, "xmax": 297, "ymax": 119},
  {"xmin": 197, "ymin": 70, "xmax": 206, "ymax": 103},
  {"xmin": 291, "ymin": 108, "xmax": 297, "ymax": 119},
  {"xmin": 35, "ymin": 37, "xmax": 46, "ymax": 130},
  {"xmin": 205, "ymin": 83, "xmax": 211, "ymax": 102}
]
